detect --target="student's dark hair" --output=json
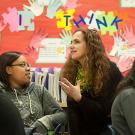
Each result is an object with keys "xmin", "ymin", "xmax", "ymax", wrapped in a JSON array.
[
  {"xmin": 117, "ymin": 60, "xmax": 135, "ymax": 93},
  {"xmin": 0, "ymin": 51, "xmax": 22, "ymax": 88}
]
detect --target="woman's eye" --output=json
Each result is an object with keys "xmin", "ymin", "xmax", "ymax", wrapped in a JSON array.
[{"xmin": 73, "ymin": 40, "xmax": 80, "ymax": 44}]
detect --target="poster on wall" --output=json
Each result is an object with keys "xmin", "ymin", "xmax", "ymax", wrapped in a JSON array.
[
  {"xmin": 120, "ymin": 0, "xmax": 135, "ymax": 7},
  {"xmin": 36, "ymin": 38, "xmax": 67, "ymax": 64},
  {"xmin": 1, "ymin": 0, "xmax": 135, "ymax": 73}
]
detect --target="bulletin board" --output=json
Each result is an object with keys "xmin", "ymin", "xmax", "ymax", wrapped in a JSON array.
[{"xmin": 0, "ymin": 0, "xmax": 135, "ymax": 73}]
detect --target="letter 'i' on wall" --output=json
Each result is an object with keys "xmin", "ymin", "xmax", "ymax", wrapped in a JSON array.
[
  {"xmin": 18, "ymin": 9, "xmax": 34, "ymax": 31},
  {"xmin": 19, "ymin": 14, "xmax": 22, "ymax": 26}
]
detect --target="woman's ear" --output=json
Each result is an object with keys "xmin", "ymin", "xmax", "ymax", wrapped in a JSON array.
[{"xmin": 6, "ymin": 66, "xmax": 13, "ymax": 75}]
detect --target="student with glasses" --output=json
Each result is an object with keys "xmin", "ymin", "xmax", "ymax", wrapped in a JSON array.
[
  {"xmin": 0, "ymin": 51, "xmax": 66, "ymax": 135},
  {"xmin": 60, "ymin": 28, "xmax": 123, "ymax": 135}
]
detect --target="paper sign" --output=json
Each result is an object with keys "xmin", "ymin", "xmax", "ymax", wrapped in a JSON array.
[
  {"xmin": 120, "ymin": 0, "xmax": 135, "ymax": 7},
  {"xmin": 36, "ymin": 38, "xmax": 67, "ymax": 63}
]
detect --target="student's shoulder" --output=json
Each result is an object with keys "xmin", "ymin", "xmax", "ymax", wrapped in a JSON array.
[
  {"xmin": 117, "ymin": 88, "xmax": 135, "ymax": 102},
  {"xmin": 28, "ymin": 83, "xmax": 44, "ymax": 94},
  {"xmin": 29, "ymin": 83, "xmax": 49, "ymax": 94},
  {"xmin": 112, "ymin": 88, "xmax": 135, "ymax": 109}
]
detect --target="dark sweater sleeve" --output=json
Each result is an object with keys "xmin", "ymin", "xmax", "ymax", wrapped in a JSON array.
[
  {"xmin": 76, "ymin": 62, "xmax": 123, "ymax": 124},
  {"xmin": 77, "ymin": 95, "xmax": 108, "ymax": 125},
  {"xmin": 0, "ymin": 92, "xmax": 25, "ymax": 135}
]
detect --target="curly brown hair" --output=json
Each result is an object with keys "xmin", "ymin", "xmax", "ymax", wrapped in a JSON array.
[{"xmin": 60, "ymin": 28, "xmax": 110, "ymax": 95}]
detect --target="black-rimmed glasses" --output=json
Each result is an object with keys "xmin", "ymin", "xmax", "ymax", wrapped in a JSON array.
[{"xmin": 10, "ymin": 63, "xmax": 31, "ymax": 68}]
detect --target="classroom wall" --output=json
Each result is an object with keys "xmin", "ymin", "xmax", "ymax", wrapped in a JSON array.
[{"xmin": 0, "ymin": 0, "xmax": 135, "ymax": 73}]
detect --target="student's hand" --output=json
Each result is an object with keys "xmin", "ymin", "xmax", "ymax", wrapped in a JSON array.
[
  {"xmin": 32, "ymin": 120, "xmax": 48, "ymax": 135},
  {"xmin": 59, "ymin": 78, "xmax": 82, "ymax": 102}
]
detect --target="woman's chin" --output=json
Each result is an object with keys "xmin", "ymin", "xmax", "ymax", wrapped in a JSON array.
[{"xmin": 71, "ymin": 55, "xmax": 78, "ymax": 61}]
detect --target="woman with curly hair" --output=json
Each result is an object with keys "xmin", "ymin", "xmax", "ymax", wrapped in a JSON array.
[
  {"xmin": 111, "ymin": 61, "xmax": 135, "ymax": 135},
  {"xmin": 59, "ymin": 28, "xmax": 123, "ymax": 135}
]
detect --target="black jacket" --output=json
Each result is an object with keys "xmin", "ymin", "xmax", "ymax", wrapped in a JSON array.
[
  {"xmin": 67, "ymin": 62, "xmax": 123, "ymax": 135},
  {"xmin": 0, "ymin": 92, "xmax": 25, "ymax": 135}
]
